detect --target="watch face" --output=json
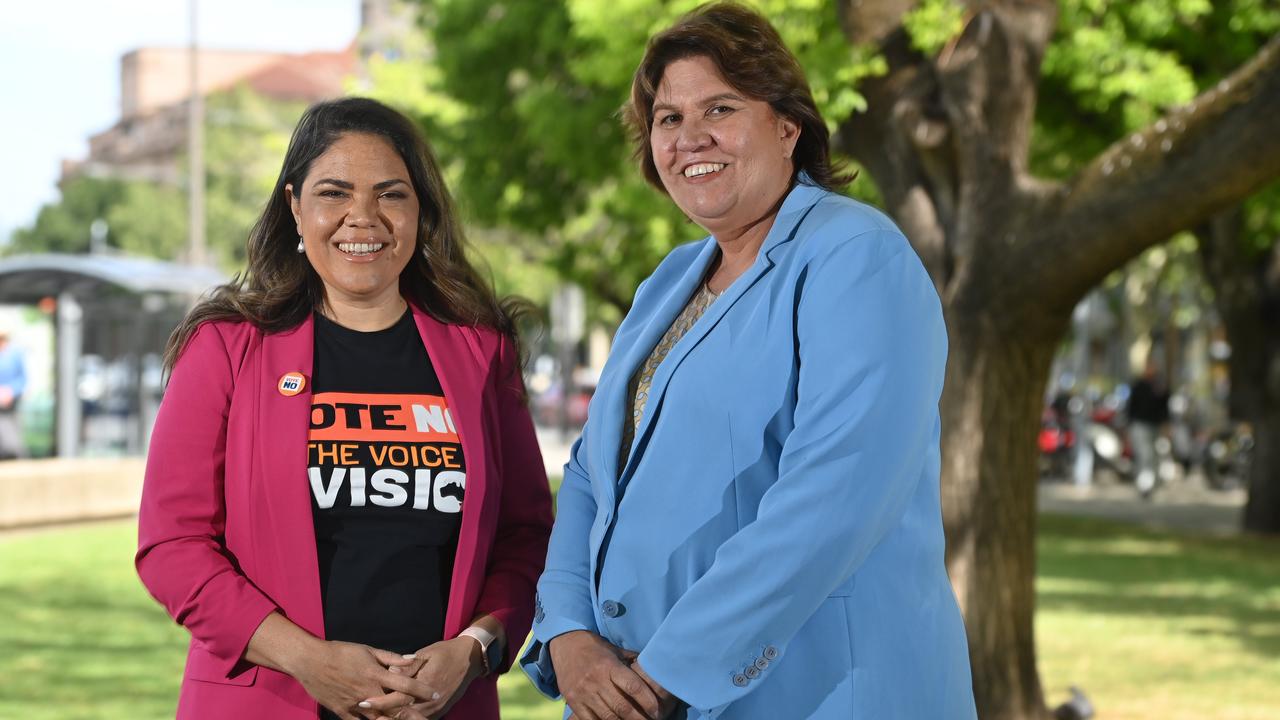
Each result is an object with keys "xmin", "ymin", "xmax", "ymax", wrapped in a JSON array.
[{"xmin": 484, "ymin": 640, "xmax": 503, "ymax": 673}]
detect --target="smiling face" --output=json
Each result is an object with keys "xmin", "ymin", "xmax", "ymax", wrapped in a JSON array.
[
  {"xmin": 287, "ymin": 132, "xmax": 420, "ymax": 310},
  {"xmin": 650, "ymin": 55, "xmax": 799, "ymax": 238}
]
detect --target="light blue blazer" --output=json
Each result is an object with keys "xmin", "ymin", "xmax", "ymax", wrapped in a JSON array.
[{"xmin": 521, "ymin": 180, "xmax": 978, "ymax": 719}]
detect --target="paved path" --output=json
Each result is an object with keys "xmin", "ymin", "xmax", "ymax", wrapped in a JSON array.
[
  {"xmin": 534, "ymin": 424, "xmax": 577, "ymax": 478},
  {"xmin": 1038, "ymin": 476, "xmax": 1247, "ymax": 536},
  {"xmin": 2, "ymin": 434, "xmax": 1248, "ymax": 539}
]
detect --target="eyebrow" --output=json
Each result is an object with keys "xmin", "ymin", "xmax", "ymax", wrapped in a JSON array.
[
  {"xmin": 652, "ymin": 92, "xmax": 746, "ymax": 115},
  {"xmin": 312, "ymin": 178, "xmax": 410, "ymax": 190}
]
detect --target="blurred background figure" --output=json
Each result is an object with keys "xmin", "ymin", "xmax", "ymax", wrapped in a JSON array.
[
  {"xmin": 1127, "ymin": 360, "xmax": 1171, "ymax": 499},
  {"xmin": 0, "ymin": 327, "xmax": 27, "ymax": 459}
]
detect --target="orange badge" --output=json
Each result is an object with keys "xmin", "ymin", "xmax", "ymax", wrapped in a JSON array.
[{"xmin": 278, "ymin": 372, "xmax": 307, "ymax": 396}]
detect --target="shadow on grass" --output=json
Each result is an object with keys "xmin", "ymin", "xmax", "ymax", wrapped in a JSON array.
[{"xmin": 1037, "ymin": 513, "xmax": 1280, "ymax": 660}]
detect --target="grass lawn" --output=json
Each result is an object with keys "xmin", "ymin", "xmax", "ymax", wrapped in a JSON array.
[
  {"xmin": 1035, "ymin": 514, "xmax": 1280, "ymax": 720},
  {"xmin": 0, "ymin": 514, "xmax": 1276, "ymax": 719}
]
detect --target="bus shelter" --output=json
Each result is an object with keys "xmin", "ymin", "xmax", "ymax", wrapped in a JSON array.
[{"xmin": 0, "ymin": 254, "xmax": 226, "ymax": 457}]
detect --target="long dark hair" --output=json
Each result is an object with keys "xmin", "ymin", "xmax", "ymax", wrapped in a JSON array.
[
  {"xmin": 624, "ymin": 2, "xmax": 854, "ymax": 193},
  {"xmin": 165, "ymin": 97, "xmax": 525, "ymax": 372}
]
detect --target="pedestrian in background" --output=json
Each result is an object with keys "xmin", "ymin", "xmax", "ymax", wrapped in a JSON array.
[
  {"xmin": 1128, "ymin": 360, "xmax": 1171, "ymax": 499},
  {"xmin": 0, "ymin": 328, "xmax": 26, "ymax": 460}
]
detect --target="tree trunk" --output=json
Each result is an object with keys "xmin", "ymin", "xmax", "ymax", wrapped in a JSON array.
[
  {"xmin": 941, "ymin": 312, "xmax": 1063, "ymax": 720},
  {"xmin": 833, "ymin": 0, "xmax": 1280, "ymax": 712},
  {"xmin": 1198, "ymin": 213, "xmax": 1280, "ymax": 533}
]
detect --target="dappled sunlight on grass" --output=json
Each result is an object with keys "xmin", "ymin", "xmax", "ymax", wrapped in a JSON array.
[
  {"xmin": 1036, "ymin": 514, "xmax": 1280, "ymax": 720},
  {"xmin": 0, "ymin": 521, "xmax": 565, "ymax": 719},
  {"xmin": 2, "ymin": 513, "xmax": 1276, "ymax": 719}
]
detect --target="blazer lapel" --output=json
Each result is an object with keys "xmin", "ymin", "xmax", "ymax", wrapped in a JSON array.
[
  {"xmin": 600, "ymin": 239, "xmax": 719, "ymax": 487},
  {"xmin": 619, "ymin": 184, "xmax": 826, "ymax": 484},
  {"xmin": 256, "ymin": 316, "xmax": 325, "ymax": 636},
  {"xmin": 412, "ymin": 307, "xmax": 491, "ymax": 638}
]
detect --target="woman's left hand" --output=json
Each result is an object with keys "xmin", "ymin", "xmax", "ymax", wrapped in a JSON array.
[{"xmin": 359, "ymin": 637, "xmax": 483, "ymax": 720}]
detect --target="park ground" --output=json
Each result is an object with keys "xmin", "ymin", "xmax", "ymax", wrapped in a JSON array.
[{"xmin": 1, "ymin": 483, "xmax": 1277, "ymax": 720}]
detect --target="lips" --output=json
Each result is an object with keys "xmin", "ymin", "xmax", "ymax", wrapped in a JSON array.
[{"xmin": 682, "ymin": 162, "xmax": 727, "ymax": 179}]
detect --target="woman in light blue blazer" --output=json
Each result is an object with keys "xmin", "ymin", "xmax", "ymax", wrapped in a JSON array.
[{"xmin": 522, "ymin": 4, "xmax": 978, "ymax": 719}]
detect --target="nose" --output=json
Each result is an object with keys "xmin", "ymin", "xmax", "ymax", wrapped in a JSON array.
[
  {"xmin": 345, "ymin": 192, "xmax": 379, "ymax": 228},
  {"xmin": 675, "ymin": 117, "xmax": 712, "ymax": 154}
]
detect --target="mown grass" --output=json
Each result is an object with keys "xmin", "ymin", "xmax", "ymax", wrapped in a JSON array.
[
  {"xmin": 0, "ymin": 513, "xmax": 1275, "ymax": 719},
  {"xmin": 1035, "ymin": 514, "xmax": 1280, "ymax": 720}
]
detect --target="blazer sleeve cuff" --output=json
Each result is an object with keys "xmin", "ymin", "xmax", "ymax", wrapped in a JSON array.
[
  {"xmin": 207, "ymin": 591, "xmax": 278, "ymax": 679},
  {"xmin": 637, "ymin": 643, "xmax": 754, "ymax": 720},
  {"xmin": 519, "ymin": 613, "xmax": 597, "ymax": 699}
]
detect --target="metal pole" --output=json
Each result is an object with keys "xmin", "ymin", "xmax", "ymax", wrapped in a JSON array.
[
  {"xmin": 55, "ymin": 293, "xmax": 83, "ymax": 458},
  {"xmin": 187, "ymin": 0, "xmax": 206, "ymax": 266}
]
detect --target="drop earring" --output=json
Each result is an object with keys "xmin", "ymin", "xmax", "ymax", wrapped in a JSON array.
[{"xmin": 296, "ymin": 237, "xmax": 305, "ymax": 254}]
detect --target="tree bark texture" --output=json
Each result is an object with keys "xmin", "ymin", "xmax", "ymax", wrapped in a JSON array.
[
  {"xmin": 835, "ymin": 1, "xmax": 1280, "ymax": 716},
  {"xmin": 1197, "ymin": 212, "xmax": 1280, "ymax": 534}
]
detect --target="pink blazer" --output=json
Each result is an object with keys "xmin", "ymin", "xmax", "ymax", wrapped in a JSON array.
[{"xmin": 137, "ymin": 305, "xmax": 554, "ymax": 719}]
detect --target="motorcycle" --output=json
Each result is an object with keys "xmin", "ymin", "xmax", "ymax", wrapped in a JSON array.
[
  {"xmin": 1038, "ymin": 405, "xmax": 1076, "ymax": 479},
  {"xmin": 1203, "ymin": 423, "xmax": 1254, "ymax": 491}
]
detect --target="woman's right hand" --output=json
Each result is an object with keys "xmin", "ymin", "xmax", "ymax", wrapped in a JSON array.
[
  {"xmin": 290, "ymin": 640, "xmax": 430, "ymax": 720},
  {"xmin": 246, "ymin": 614, "xmax": 429, "ymax": 720},
  {"xmin": 548, "ymin": 630, "xmax": 661, "ymax": 720}
]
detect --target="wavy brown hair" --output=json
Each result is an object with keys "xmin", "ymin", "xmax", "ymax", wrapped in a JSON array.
[
  {"xmin": 624, "ymin": 2, "xmax": 854, "ymax": 193},
  {"xmin": 165, "ymin": 97, "xmax": 526, "ymax": 373}
]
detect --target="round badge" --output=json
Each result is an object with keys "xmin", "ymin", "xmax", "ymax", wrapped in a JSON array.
[{"xmin": 278, "ymin": 372, "xmax": 306, "ymax": 396}]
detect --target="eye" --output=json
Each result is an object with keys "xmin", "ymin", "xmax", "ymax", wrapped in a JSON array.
[
  {"xmin": 318, "ymin": 189, "xmax": 347, "ymax": 198},
  {"xmin": 656, "ymin": 112, "xmax": 681, "ymax": 128},
  {"xmin": 707, "ymin": 105, "xmax": 734, "ymax": 117},
  {"xmin": 380, "ymin": 190, "xmax": 408, "ymax": 200}
]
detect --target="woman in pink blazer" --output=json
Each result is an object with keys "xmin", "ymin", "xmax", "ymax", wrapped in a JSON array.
[{"xmin": 137, "ymin": 98, "xmax": 553, "ymax": 720}]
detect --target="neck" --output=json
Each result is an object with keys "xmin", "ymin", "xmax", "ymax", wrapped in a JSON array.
[
  {"xmin": 706, "ymin": 187, "xmax": 790, "ymax": 293},
  {"xmin": 321, "ymin": 291, "xmax": 408, "ymax": 331}
]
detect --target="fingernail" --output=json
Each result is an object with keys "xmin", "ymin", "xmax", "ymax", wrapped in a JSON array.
[
  {"xmin": 402, "ymin": 653, "xmax": 417, "ymax": 659},
  {"xmin": 432, "ymin": 692, "xmax": 440, "ymax": 701},
  {"xmin": 389, "ymin": 665, "xmax": 402, "ymax": 673},
  {"xmin": 358, "ymin": 701, "xmax": 372, "ymax": 708}
]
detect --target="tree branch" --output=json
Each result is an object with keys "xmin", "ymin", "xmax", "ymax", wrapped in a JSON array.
[
  {"xmin": 837, "ymin": 9, "xmax": 954, "ymax": 294},
  {"xmin": 1029, "ymin": 33, "xmax": 1280, "ymax": 311}
]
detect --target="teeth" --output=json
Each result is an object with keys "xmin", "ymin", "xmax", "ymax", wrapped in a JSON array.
[
  {"xmin": 684, "ymin": 163, "xmax": 725, "ymax": 178},
  {"xmin": 338, "ymin": 242, "xmax": 385, "ymax": 254}
]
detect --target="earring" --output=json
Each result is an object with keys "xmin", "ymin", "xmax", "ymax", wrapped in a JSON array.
[{"xmin": 296, "ymin": 237, "xmax": 305, "ymax": 254}]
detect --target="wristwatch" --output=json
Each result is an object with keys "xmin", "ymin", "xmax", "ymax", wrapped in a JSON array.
[{"xmin": 459, "ymin": 626, "xmax": 503, "ymax": 675}]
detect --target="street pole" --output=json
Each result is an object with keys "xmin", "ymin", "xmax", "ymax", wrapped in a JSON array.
[{"xmin": 187, "ymin": 0, "xmax": 206, "ymax": 267}]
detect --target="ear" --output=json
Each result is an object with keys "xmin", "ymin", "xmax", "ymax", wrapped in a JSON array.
[
  {"xmin": 284, "ymin": 183, "xmax": 302, "ymax": 231},
  {"xmin": 778, "ymin": 116, "xmax": 801, "ymax": 159}
]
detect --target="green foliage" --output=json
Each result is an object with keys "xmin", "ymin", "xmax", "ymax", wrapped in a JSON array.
[
  {"xmin": 902, "ymin": 0, "xmax": 966, "ymax": 56},
  {"xmin": 407, "ymin": 0, "xmax": 879, "ymax": 313},
  {"xmin": 1035, "ymin": 0, "xmax": 1277, "ymax": 178},
  {"xmin": 1035, "ymin": 0, "xmax": 1280, "ymax": 271},
  {"xmin": 202, "ymin": 86, "xmax": 307, "ymax": 267},
  {"xmin": 388, "ymin": 0, "xmax": 1279, "ymax": 315},
  {"xmin": 8, "ymin": 177, "xmax": 128, "ymax": 255},
  {"xmin": 106, "ymin": 182, "xmax": 188, "ymax": 259}
]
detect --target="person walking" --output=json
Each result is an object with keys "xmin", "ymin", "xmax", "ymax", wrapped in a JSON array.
[{"xmin": 0, "ymin": 328, "xmax": 27, "ymax": 460}]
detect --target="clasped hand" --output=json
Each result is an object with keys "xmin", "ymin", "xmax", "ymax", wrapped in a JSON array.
[
  {"xmin": 549, "ymin": 630, "xmax": 680, "ymax": 720},
  {"xmin": 300, "ymin": 637, "xmax": 481, "ymax": 720}
]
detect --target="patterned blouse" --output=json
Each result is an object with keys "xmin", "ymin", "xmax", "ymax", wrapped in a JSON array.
[{"xmin": 619, "ymin": 281, "xmax": 721, "ymax": 469}]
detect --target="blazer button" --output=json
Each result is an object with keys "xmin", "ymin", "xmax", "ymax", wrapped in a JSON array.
[
  {"xmin": 754, "ymin": 656, "xmax": 769, "ymax": 670},
  {"xmin": 602, "ymin": 600, "xmax": 622, "ymax": 618},
  {"xmin": 744, "ymin": 665, "xmax": 761, "ymax": 680},
  {"xmin": 732, "ymin": 674, "xmax": 749, "ymax": 687},
  {"xmin": 763, "ymin": 645, "xmax": 779, "ymax": 660}
]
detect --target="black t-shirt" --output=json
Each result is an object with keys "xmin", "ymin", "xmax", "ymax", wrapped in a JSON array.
[
  {"xmin": 1128, "ymin": 378, "xmax": 1170, "ymax": 425},
  {"xmin": 308, "ymin": 309, "xmax": 465, "ymax": 659}
]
